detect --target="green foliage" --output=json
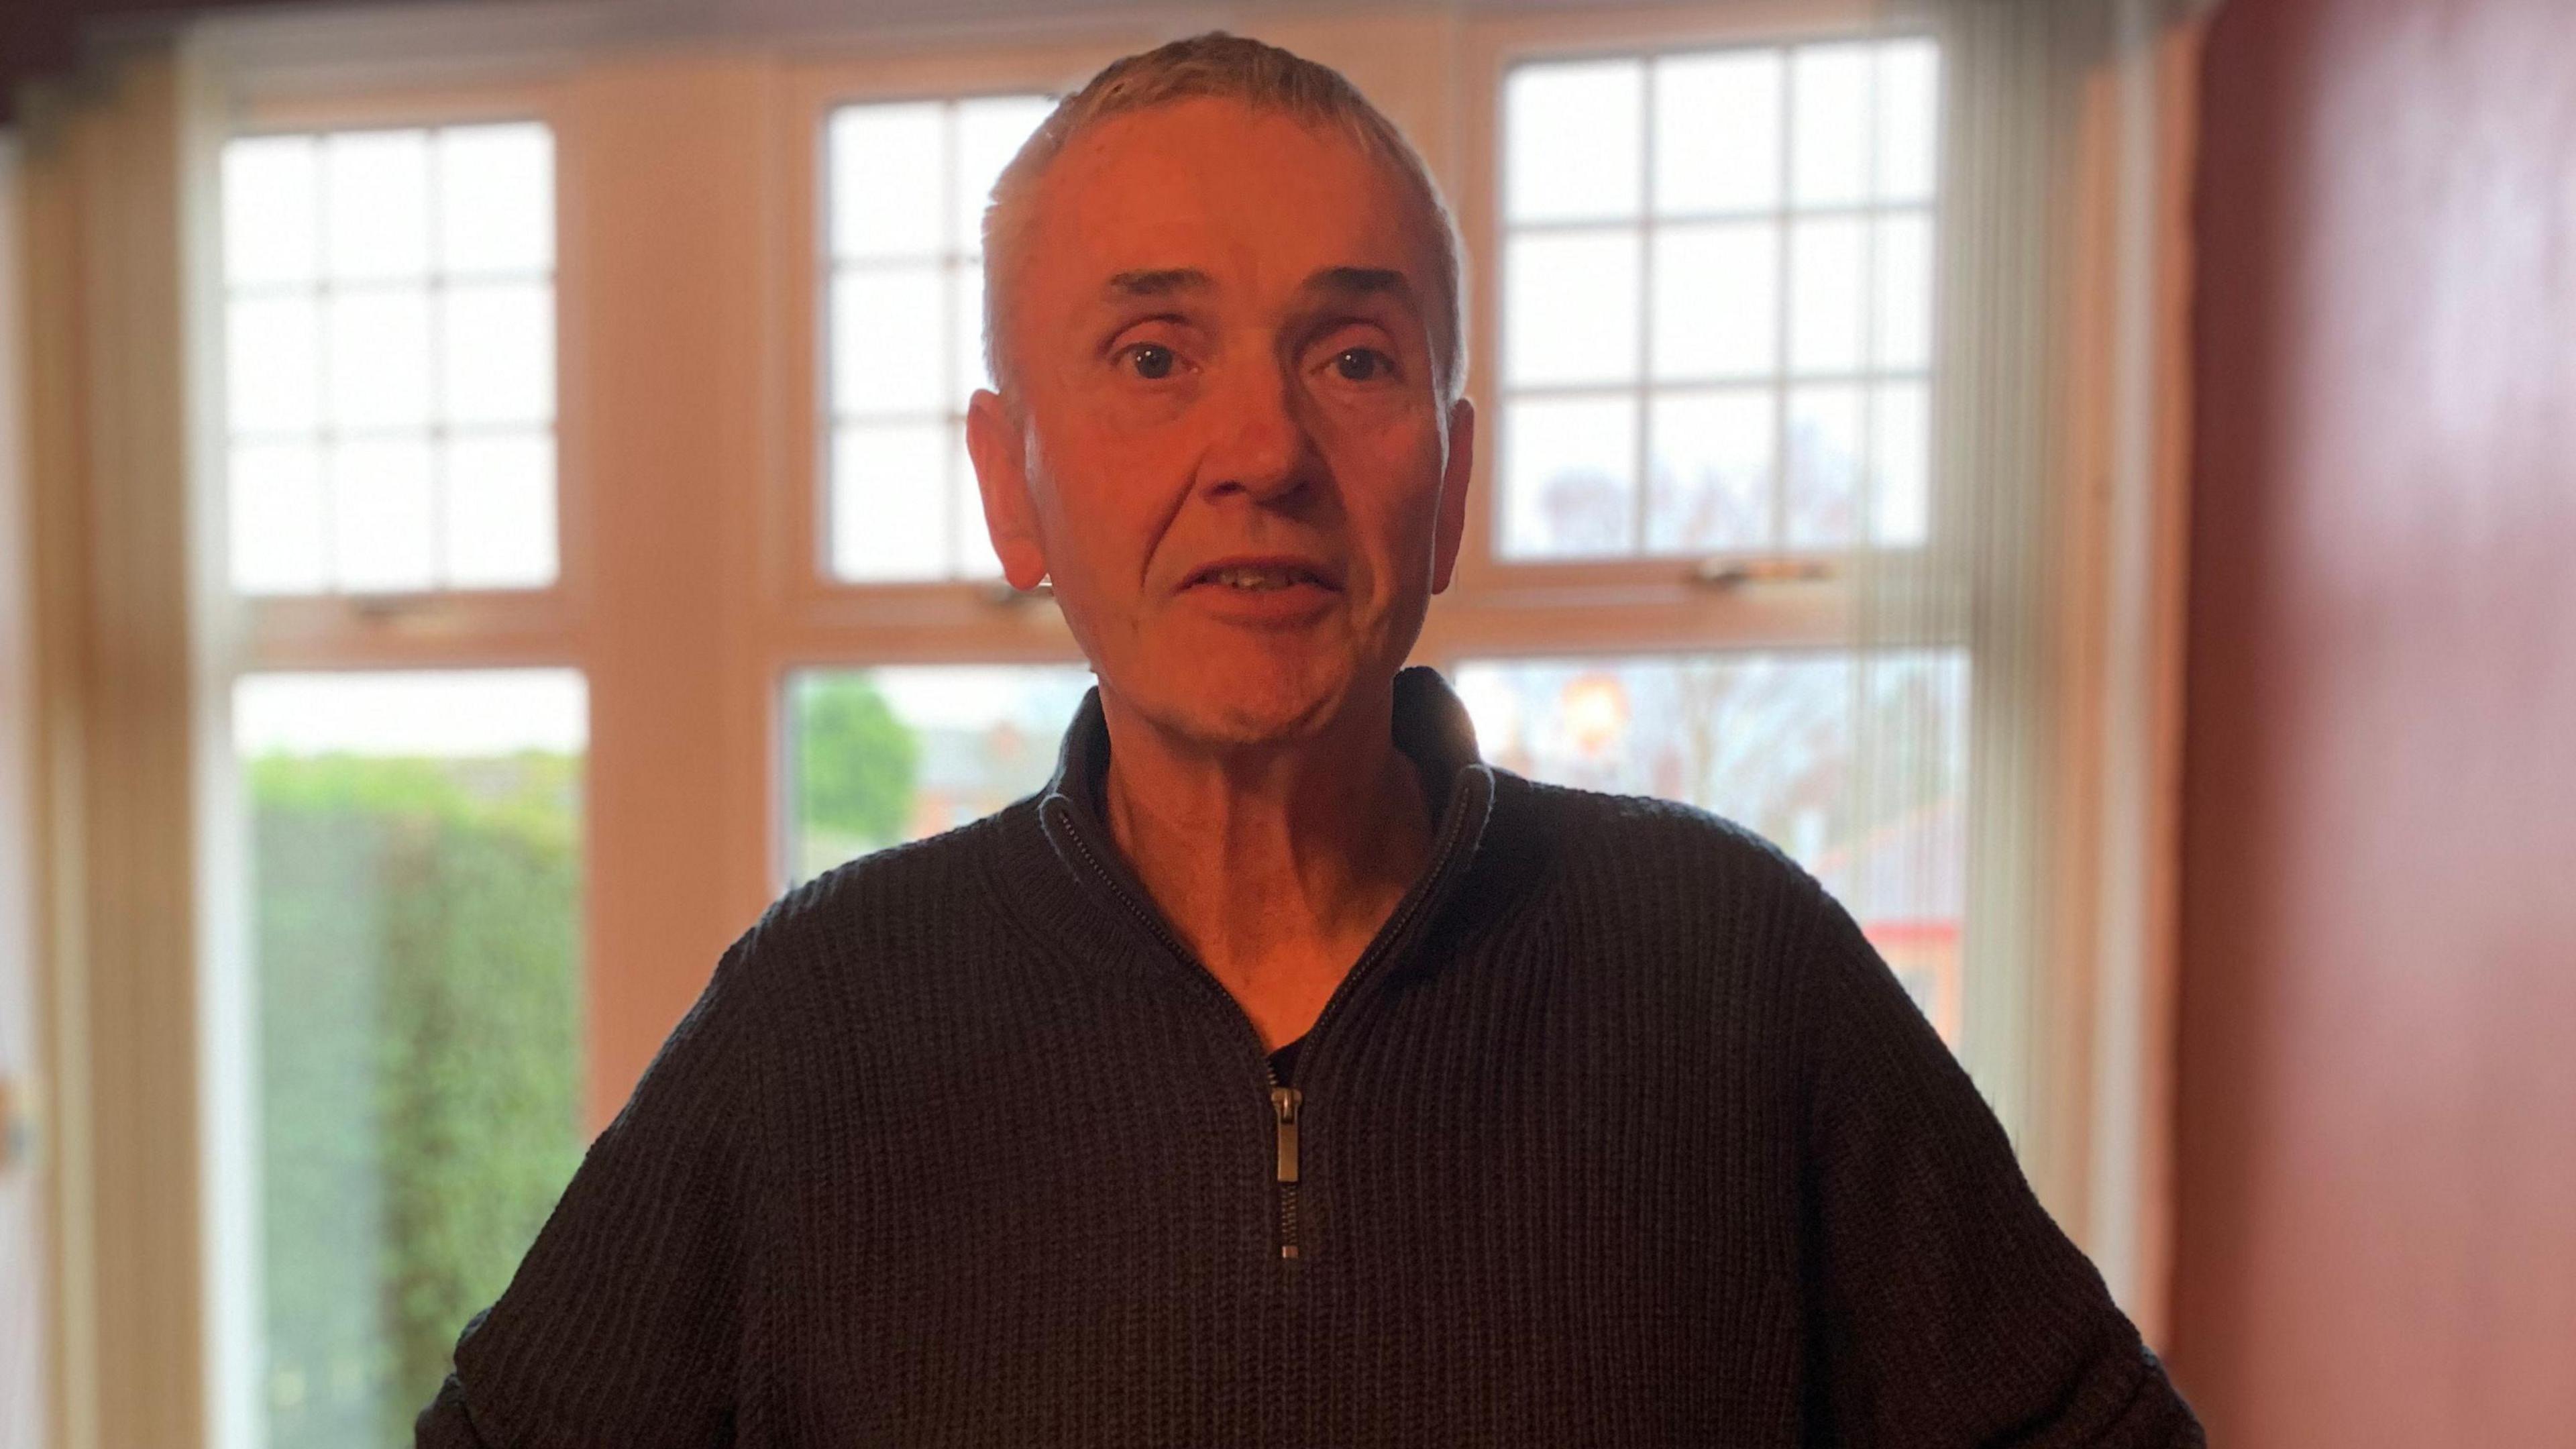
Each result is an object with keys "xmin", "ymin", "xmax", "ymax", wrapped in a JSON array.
[
  {"xmin": 797, "ymin": 674, "xmax": 920, "ymax": 847},
  {"xmin": 252, "ymin": 751, "xmax": 582, "ymax": 1449}
]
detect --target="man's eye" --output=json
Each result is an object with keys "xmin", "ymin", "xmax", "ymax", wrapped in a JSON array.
[
  {"xmin": 1332, "ymin": 347, "xmax": 1394, "ymax": 382},
  {"xmin": 1126, "ymin": 343, "xmax": 1177, "ymax": 380}
]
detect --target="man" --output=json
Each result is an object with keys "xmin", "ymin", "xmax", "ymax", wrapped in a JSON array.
[{"xmin": 419, "ymin": 33, "xmax": 2202, "ymax": 1447}]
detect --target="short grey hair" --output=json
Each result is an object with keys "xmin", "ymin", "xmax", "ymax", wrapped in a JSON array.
[{"xmin": 980, "ymin": 32, "xmax": 1468, "ymax": 407}]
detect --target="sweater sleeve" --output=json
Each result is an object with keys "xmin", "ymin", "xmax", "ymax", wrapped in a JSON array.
[
  {"xmin": 1794, "ymin": 885, "xmax": 2202, "ymax": 1448},
  {"xmin": 412, "ymin": 918, "xmax": 772, "ymax": 1448}
]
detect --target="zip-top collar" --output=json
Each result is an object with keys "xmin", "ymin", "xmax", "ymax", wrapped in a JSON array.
[{"xmin": 1034, "ymin": 664, "xmax": 1497, "ymax": 987}]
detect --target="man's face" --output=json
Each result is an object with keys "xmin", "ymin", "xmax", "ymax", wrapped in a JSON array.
[{"xmin": 967, "ymin": 96, "xmax": 1474, "ymax": 750}]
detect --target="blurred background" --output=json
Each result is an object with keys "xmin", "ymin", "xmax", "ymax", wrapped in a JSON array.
[{"xmin": 0, "ymin": 0, "xmax": 2567, "ymax": 1446}]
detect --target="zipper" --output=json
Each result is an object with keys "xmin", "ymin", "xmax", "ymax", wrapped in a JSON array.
[
  {"xmin": 1271, "ymin": 1084, "xmax": 1301, "ymax": 1259},
  {"xmin": 1046, "ymin": 774, "xmax": 1482, "ymax": 1264}
]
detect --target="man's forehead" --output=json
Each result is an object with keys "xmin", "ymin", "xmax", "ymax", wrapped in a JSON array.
[{"xmin": 1025, "ymin": 98, "xmax": 1431, "ymax": 301}]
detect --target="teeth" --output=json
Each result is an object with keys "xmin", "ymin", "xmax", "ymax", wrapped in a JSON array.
[{"xmin": 1209, "ymin": 567, "xmax": 1305, "ymax": 590}]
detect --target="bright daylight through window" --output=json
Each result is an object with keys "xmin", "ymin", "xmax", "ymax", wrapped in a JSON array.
[{"xmin": 221, "ymin": 122, "xmax": 558, "ymax": 594}]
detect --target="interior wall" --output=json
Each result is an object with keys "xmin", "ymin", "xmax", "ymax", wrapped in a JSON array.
[{"xmin": 2171, "ymin": 0, "xmax": 2576, "ymax": 1442}]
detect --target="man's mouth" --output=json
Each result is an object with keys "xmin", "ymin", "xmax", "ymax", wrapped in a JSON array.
[
  {"xmin": 1183, "ymin": 558, "xmax": 1341, "ymax": 593},
  {"xmin": 1197, "ymin": 566, "xmax": 1327, "ymax": 592}
]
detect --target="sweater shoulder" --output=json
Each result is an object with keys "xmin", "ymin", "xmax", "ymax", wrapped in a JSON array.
[
  {"xmin": 1494, "ymin": 769, "xmax": 1823, "ymax": 906},
  {"xmin": 718, "ymin": 803, "xmax": 1023, "ymax": 985}
]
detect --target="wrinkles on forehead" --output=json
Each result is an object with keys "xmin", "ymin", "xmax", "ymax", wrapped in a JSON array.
[{"xmin": 987, "ymin": 97, "xmax": 1458, "ymax": 402}]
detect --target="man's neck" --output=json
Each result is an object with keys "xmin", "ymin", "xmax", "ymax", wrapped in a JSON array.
[{"xmin": 1096, "ymin": 691, "xmax": 1434, "ymax": 1052}]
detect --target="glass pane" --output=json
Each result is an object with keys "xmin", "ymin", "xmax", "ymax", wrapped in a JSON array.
[
  {"xmin": 1506, "ymin": 60, "xmax": 1643, "ymax": 223},
  {"xmin": 788, "ymin": 664, "xmax": 1094, "ymax": 881},
  {"xmin": 224, "ymin": 136, "xmax": 320, "ymax": 287},
  {"xmin": 831, "ymin": 422, "xmax": 949, "ymax": 581},
  {"xmin": 953, "ymin": 95, "xmax": 1053, "ymax": 254},
  {"xmin": 1872, "ymin": 211, "xmax": 1934, "ymax": 371},
  {"xmin": 1653, "ymin": 50, "xmax": 1781, "ymax": 215},
  {"xmin": 1648, "ymin": 388, "xmax": 1773, "ymax": 554},
  {"xmin": 829, "ymin": 103, "xmax": 946, "ymax": 262},
  {"xmin": 1790, "ymin": 44, "xmax": 1872, "ymax": 208},
  {"xmin": 832, "ymin": 266, "xmax": 948, "ymax": 418},
  {"xmin": 234, "ymin": 667, "xmax": 584, "ymax": 1448},
  {"xmin": 1876, "ymin": 40, "xmax": 1941, "ymax": 203},
  {"xmin": 1872, "ymin": 380, "xmax": 1931, "ymax": 546},
  {"xmin": 440, "ymin": 282, "xmax": 554, "ymax": 428},
  {"xmin": 441, "ymin": 433, "xmax": 557, "ymax": 588},
  {"xmin": 437, "ymin": 123, "xmax": 553, "ymax": 276},
  {"xmin": 323, "ymin": 129, "xmax": 431, "ymax": 282},
  {"xmin": 1785, "ymin": 384, "xmax": 1863, "ymax": 547},
  {"xmin": 1505, "ymin": 229, "xmax": 1641, "ymax": 388},
  {"xmin": 1652, "ymin": 223, "xmax": 1777, "ymax": 381},
  {"xmin": 1788, "ymin": 216, "xmax": 1866, "ymax": 375},
  {"xmin": 325, "ymin": 289, "xmax": 433, "ymax": 431},
  {"xmin": 1450, "ymin": 650, "xmax": 1969, "ymax": 1036},
  {"xmin": 228, "ymin": 294, "xmax": 323, "ymax": 436},
  {"xmin": 230, "ymin": 441, "xmax": 329, "ymax": 595},
  {"xmin": 328, "ymin": 438, "xmax": 436, "ymax": 592},
  {"xmin": 950, "ymin": 261, "xmax": 990, "ymax": 403},
  {"xmin": 1501, "ymin": 394, "xmax": 1637, "ymax": 559},
  {"xmin": 947, "ymin": 424, "xmax": 1001, "ymax": 579}
]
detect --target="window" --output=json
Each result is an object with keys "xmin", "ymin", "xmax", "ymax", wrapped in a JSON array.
[
  {"xmin": 786, "ymin": 665, "xmax": 1095, "ymax": 881},
  {"xmin": 1496, "ymin": 40, "xmax": 1938, "ymax": 560},
  {"xmin": 824, "ymin": 95, "xmax": 1053, "ymax": 582},
  {"xmin": 233, "ymin": 669, "xmax": 586, "ymax": 1446},
  {"xmin": 215, "ymin": 113, "xmax": 584, "ymax": 1449},
  {"xmin": 221, "ymin": 123, "xmax": 558, "ymax": 594}
]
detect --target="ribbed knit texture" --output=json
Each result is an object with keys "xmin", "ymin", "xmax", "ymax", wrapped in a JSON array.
[{"xmin": 417, "ymin": 667, "xmax": 2200, "ymax": 1448}]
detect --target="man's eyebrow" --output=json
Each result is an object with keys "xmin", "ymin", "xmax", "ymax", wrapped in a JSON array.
[
  {"xmin": 1104, "ymin": 267, "xmax": 1212, "ymax": 298},
  {"xmin": 1299, "ymin": 266, "xmax": 1417, "ymax": 307}
]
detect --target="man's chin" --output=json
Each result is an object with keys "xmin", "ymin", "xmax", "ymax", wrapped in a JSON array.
[{"xmin": 1114, "ymin": 655, "xmax": 1368, "ymax": 753}]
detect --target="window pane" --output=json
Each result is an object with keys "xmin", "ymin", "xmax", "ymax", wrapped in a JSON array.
[
  {"xmin": 832, "ymin": 423, "xmax": 949, "ymax": 582},
  {"xmin": 950, "ymin": 261, "xmax": 991, "ymax": 403},
  {"xmin": 947, "ymin": 424, "xmax": 1001, "ymax": 579},
  {"xmin": 1786, "ymin": 384, "xmax": 1864, "ymax": 548},
  {"xmin": 1872, "ymin": 381, "xmax": 1931, "ymax": 546},
  {"xmin": 223, "ymin": 122, "xmax": 558, "ymax": 598},
  {"xmin": 829, "ymin": 103, "xmax": 946, "ymax": 261},
  {"xmin": 441, "ymin": 433, "xmax": 557, "ymax": 588},
  {"xmin": 224, "ymin": 136, "xmax": 319, "ymax": 287},
  {"xmin": 1505, "ymin": 230, "xmax": 1642, "ymax": 388},
  {"xmin": 1876, "ymin": 40, "xmax": 1941, "ymax": 203},
  {"xmin": 325, "ymin": 289, "xmax": 433, "ymax": 431},
  {"xmin": 788, "ymin": 665, "xmax": 1094, "ymax": 881},
  {"xmin": 440, "ymin": 282, "xmax": 555, "ymax": 428},
  {"xmin": 230, "ymin": 441, "xmax": 329, "ymax": 594},
  {"xmin": 1652, "ymin": 223, "xmax": 1777, "ymax": 381},
  {"xmin": 1872, "ymin": 211, "xmax": 1934, "ymax": 371},
  {"xmin": 832, "ymin": 266, "xmax": 947, "ymax": 419},
  {"xmin": 1653, "ymin": 50, "xmax": 1781, "ymax": 214},
  {"xmin": 233, "ymin": 668, "xmax": 584, "ymax": 1448},
  {"xmin": 1451, "ymin": 651, "xmax": 1969, "ymax": 1036},
  {"xmin": 953, "ymin": 95, "xmax": 1053, "ymax": 254},
  {"xmin": 328, "ymin": 438, "xmax": 437, "ymax": 592},
  {"xmin": 1788, "ymin": 217, "xmax": 1866, "ymax": 376},
  {"xmin": 323, "ymin": 129, "xmax": 431, "ymax": 282},
  {"xmin": 228, "ymin": 294, "xmax": 323, "ymax": 436},
  {"xmin": 1506, "ymin": 60, "xmax": 1643, "ymax": 223},
  {"xmin": 1648, "ymin": 388, "xmax": 1773, "ymax": 554},
  {"xmin": 1789, "ymin": 44, "xmax": 1872, "ymax": 207},
  {"xmin": 1503, "ymin": 394, "xmax": 1638, "ymax": 558},
  {"xmin": 437, "ymin": 123, "xmax": 553, "ymax": 276}
]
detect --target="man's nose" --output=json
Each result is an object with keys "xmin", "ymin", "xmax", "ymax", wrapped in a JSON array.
[{"xmin": 1195, "ymin": 353, "xmax": 1316, "ymax": 505}]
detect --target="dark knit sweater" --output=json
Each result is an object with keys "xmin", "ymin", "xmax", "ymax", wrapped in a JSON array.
[{"xmin": 417, "ymin": 666, "xmax": 2201, "ymax": 1448}]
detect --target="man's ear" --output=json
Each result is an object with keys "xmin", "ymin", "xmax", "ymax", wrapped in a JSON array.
[
  {"xmin": 1430, "ymin": 395, "xmax": 1475, "ymax": 595},
  {"xmin": 966, "ymin": 388, "xmax": 1050, "ymax": 591}
]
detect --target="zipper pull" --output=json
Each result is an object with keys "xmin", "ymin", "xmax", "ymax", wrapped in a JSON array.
[
  {"xmin": 1271, "ymin": 1085, "xmax": 1302, "ymax": 1261},
  {"xmin": 1271, "ymin": 1085, "xmax": 1301, "ymax": 1183}
]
